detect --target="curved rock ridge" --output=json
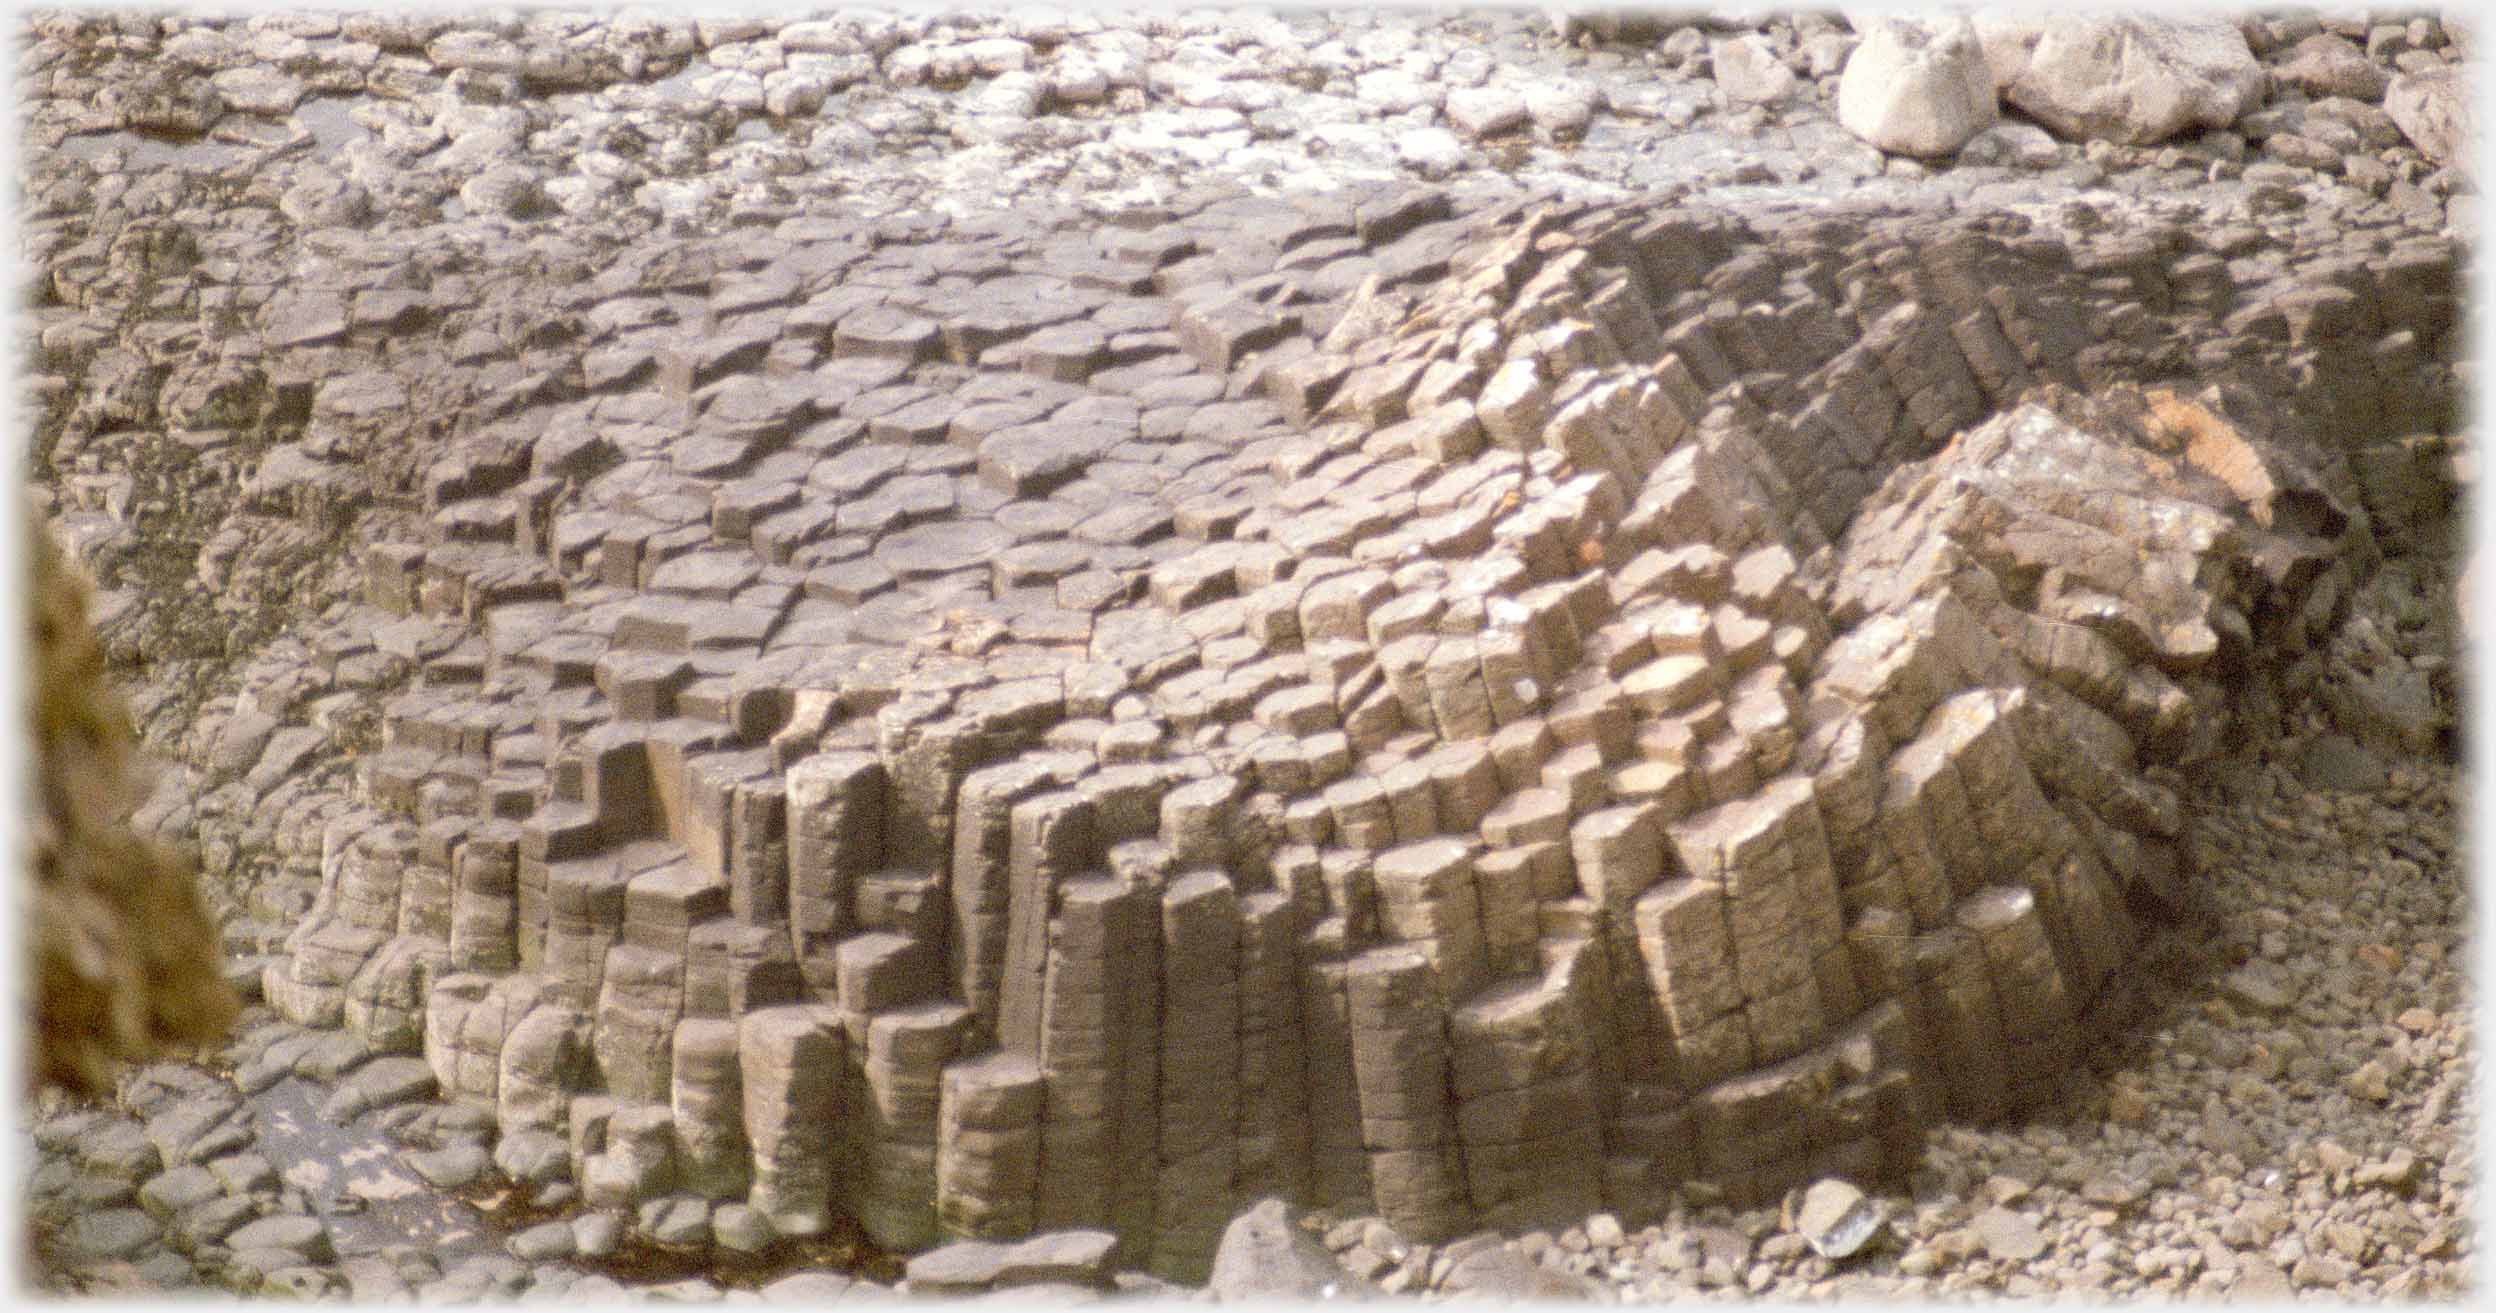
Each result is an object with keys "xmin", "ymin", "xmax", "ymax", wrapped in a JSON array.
[{"xmin": 242, "ymin": 186, "xmax": 2458, "ymax": 1279}]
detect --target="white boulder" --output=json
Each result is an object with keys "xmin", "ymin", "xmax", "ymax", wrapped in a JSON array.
[
  {"xmin": 2386, "ymin": 67, "xmax": 2472, "ymax": 168},
  {"xmin": 1837, "ymin": 17, "xmax": 1998, "ymax": 157},
  {"xmin": 1984, "ymin": 15, "xmax": 2266, "ymax": 145},
  {"xmin": 1712, "ymin": 34, "xmax": 1800, "ymax": 104}
]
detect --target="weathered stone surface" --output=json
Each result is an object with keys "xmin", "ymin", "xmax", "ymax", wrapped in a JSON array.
[
  {"xmin": 1838, "ymin": 18, "xmax": 1998, "ymax": 158},
  {"xmin": 2386, "ymin": 67, "xmax": 2472, "ymax": 167},
  {"xmin": 1206, "ymin": 1198, "xmax": 1378, "ymax": 1301},
  {"xmin": 1990, "ymin": 16, "xmax": 2266, "ymax": 145}
]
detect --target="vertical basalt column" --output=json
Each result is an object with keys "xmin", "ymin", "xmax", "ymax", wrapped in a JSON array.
[
  {"xmin": 1346, "ymin": 946, "xmax": 1471, "ymax": 1243},
  {"xmin": 1469, "ymin": 846, "xmax": 1544, "ymax": 979},
  {"xmin": 1956, "ymin": 884, "xmax": 2075, "ymax": 1106},
  {"xmin": 337, "ymin": 824, "xmax": 414, "ymax": 933},
  {"xmin": 344, "ymin": 937, "xmax": 440, "ymax": 1054},
  {"xmin": 998, "ymin": 788, "xmax": 1099, "ymax": 1055},
  {"xmin": 1298, "ymin": 947, "xmax": 1374, "ymax": 1210},
  {"xmin": 1159, "ymin": 774, "xmax": 1242, "ymax": 874},
  {"xmin": 424, "ymin": 974, "xmax": 490, "ymax": 1097},
  {"xmin": 1633, "ymin": 875, "xmax": 1752, "ymax": 1090},
  {"xmin": 449, "ymin": 821, "xmax": 518, "ymax": 973},
  {"xmin": 454, "ymin": 975, "xmax": 550, "ymax": 1107},
  {"xmin": 852, "ymin": 1001, "xmax": 975, "ymax": 1252},
  {"xmin": 683, "ymin": 921, "xmax": 798, "ymax": 1018},
  {"xmin": 875, "ymin": 696, "xmax": 969, "ymax": 871},
  {"xmin": 1369, "ymin": 839, "xmax": 1490, "ymax": 1002},
  {"xmin": 1569, "ymin": 800, "xmax": 1670, "ymax": 1071},
  {"xmin": 516, "ymin": 843, "xmax": 552, "ymax": 970},
  {"xmin": 1673, "ymin": 780, "xmax": 1835, "ymax": 1068},
  {"xmin": 545, "ymin": 856, "xmax": 629, "ymax": 1009},
  {"xmin": 1887, "ymin": 731, "xmax": 1987, "ymax": 902},
  {"xmin": 2038, "ymin": 850, "xmax": 2132, "ymax": 1006},
  {"xmin": 935, "ymin": 1051, "xmax": 1045, "ymax": 1240},
  {"xmin": 785, "ymin": 749, "xmax": 887, "ymax": 977},
  {"xmin": 727, "ymin": 776, "xmax": 788, "ymax": 926},
  {"xmin": 951, "ymin": 759, "xmax": 1055, "ymax": 1040},
  {"xmin": 594, "ymin": 943, "xmax": 684, "ymax": 1105},
  {"xmin": 581, "ymin": 725, "xmax": 658, "ymax": 842},
  {"xmin": 1103, "ymin": 847, "xmax": 1166, "ymax": 1246},
  {"xmin": 1910, "ymin": 928, "xmax": 2012, "ymax": 1122},
  {"xmin": 498, "ymin": 1003, "xmax": 588, "ymax": 1134},
  {"xmin": 400, "ymin": 818, "xmax": 460, "ymax": 945},
  {"xmin": 1030, "ymin": 875, "xmax": 1151, "ymax": 1234},
  {"xmin": 739, "ymin": 1003, "xmax": 844, "ymax": 1238},
  {"xmin": 670, "ymin": 1017, "xmax": 751, "ymax": 1199},
  {"xmin": 1449, "ymin": 956, "xmax": 1604, "ymax": 1233},
  {"xmin": 1152, "ymin": 871, "xmax": 1242, "ymax": 1281},
  {"xmin": 1234, "ymin": 890, "xmax": 1311, "ymax": 1207}
]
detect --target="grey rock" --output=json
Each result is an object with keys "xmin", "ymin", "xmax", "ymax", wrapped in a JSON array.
[
  {"xmin": 909, "ymin": 1239, "xmax": 1012, "ymax": 1294},
  {"xmin": 62, "ymin": 1207, "xmax": 163, "ymax": 1261},
  {"xmin": 207, "ymin": 1152, "xmax": 277, "ymax": 1196},
  {"xmin": 573, "ymin": 1210, "xmax": 625, "ymax": 1259},
  {"xmin": 510, "ymin": 1219, "xmax": 577, "ymax": 1262},
  {"xmin": 1993, "ymin": 16, "xmax": 2265, "ymax": 144},
  {"xmin": 133, "ymin": 1249, "xmax": 198, "ymax": 1289},
  {"xmin": 2274, "ymin": 34, "xmax": 2390, "ymax": 102},
  {"xmin": 208, "ymin": 66, "xmax": 306, "ymax": 116},
  {"xmin": 1838, "ymin": 17, "xmax": 1997, "ymax": 157},
  {"xmin": 565, "ymin": 1273, "xmax": 632, "ymax": 1302},
  {"xmin": 1789, "ymin": 1178, "xmax": 1886, "ymax": 1260},
  {"xmin": 225, "ymin": 1213, "xmax": 334, "ymax": 1263},
  {"xmin": 999, "ymin": 1229, "xmax": 1120, "ymax": 1288},
  {"xmin": 637, "ymin": 1276, "xmax": 724, "ymax": 1302},
  {"xmin": 494, "ymin": 1128, "xmax": 573, "ymax": 1185},
  {"xmin": 1440, "ymin": 1241, "xmax": 1602, "ymax": 1299},
  {"xmin": 641, "ymin": 1193, "xmax": 712, "ymax": 1247},
  {"xmin": 1971, "ymin": 1206, "xmax": 2048, "ymax": 1263},
  {"xmin": 1712, "ymin": 35, "xmax": 1799, "ymax": 104},
  {"xmin": 65, "ymin": 1170, "xmax": 135, "ymax": 1211},
  {"xmin": 711, "ymin": 1202, "xmax": 775, "ymax": 1254},
  {"xmin": 1444, "ymin": 87, "xmax": 1527, "ymax": 140},
  {"xmin": 210, "ymin": 709, "xmax": 281, "ymax": 775},
  {"xmin": 169, "ymin": 1193, "xmax": 259, "ymax": 1250},
  {"xmin": 138, "ymin": 1165, "xmax": 224, "ymax": 1221},
  {"xmin": 293, "ymin": 1030, "xmax": 372, "ymax": 1081},
  {"xmin": 406, "ymin": 1142, "xmax": 491, "ymax": 1190},
  {"xmin": 321, "ymin": 1054, "xmax": 437, "ymax": 1121},
  {"xmin": 340, "ymin": 1255, "xmax": 416, "ymax": 1302},
  {"xmin": 79, "ymin": 1118, "xmax": 164, "ymax": 1179},
  {"xmin": 1207, "ymin": 1198, "xmax": 1380, "ymax": 1301},
  {"xmin": 2386, "ymin": 67, "xmax": 2472, "ymax": 167},
  {"xmin": 1524, "ymin": 80, "xmax": 1600, "ymax": 138},
  {"xmin": 1397, "ymin": 127, "xmax": 1465, "ymax": 177},
  {"xmin": 762, "ymin": 1271, "xmax": 858, "ymax": 1299}
]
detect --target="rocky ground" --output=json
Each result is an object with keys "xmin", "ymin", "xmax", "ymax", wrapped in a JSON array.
[{"xmin": 19, "ymin": 5, "xmax": 2476, "ymax": 1304}]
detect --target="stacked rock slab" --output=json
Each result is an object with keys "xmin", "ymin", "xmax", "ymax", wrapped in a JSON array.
[{"xmin": 261, "ymin": 184, "xmax": 2454, "ymax": 1276}]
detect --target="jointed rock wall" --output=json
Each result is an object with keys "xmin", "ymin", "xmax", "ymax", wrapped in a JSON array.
[{"xmin": 184, "ymin": 181, "xmax": 2464, "ymax": 1279}]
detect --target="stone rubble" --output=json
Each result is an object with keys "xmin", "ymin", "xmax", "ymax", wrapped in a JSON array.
[{"xmin": 21, "ymin": 5, "xmax": 2473, "ymax": 1305}]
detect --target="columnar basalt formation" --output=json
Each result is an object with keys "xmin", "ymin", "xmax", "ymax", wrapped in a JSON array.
[{"xmin": 247, "ymin": 184, "xmax": 2457, "ymax": 1278}]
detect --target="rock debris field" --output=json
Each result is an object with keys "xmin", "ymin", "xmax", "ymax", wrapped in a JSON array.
[{"xmin": 20, "ymin": 6, "xmax": 2475, "ymax": 1304}]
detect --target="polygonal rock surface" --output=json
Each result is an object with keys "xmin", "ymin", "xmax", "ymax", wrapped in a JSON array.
[{"xmin": 81, "ymin": 118, "xmax": 2444, "ymax": 1282}]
